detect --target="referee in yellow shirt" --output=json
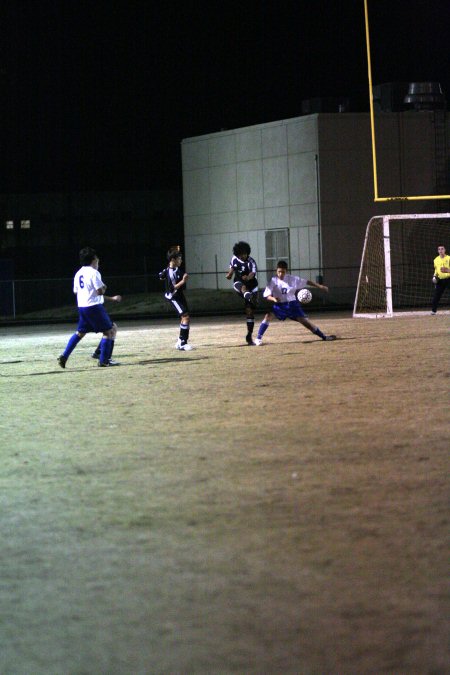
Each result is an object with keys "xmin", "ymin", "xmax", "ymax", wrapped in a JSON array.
[{"xmin": 431, "ymin": 244, "xmax": 450, "ymax": 314}]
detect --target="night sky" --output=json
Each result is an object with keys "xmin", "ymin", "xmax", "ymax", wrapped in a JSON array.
[{"xmin": 1, "ymin": 0, "xmax": 449, "ymax": 193}]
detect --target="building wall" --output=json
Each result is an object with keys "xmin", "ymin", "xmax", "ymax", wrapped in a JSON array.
[
  {"xmin": 317, "ymin": 112, "xmax": 450, "ymax": 292},
  {"xmin": 182, "ymin": 112, "xmax": 449, "ymax": 300},
  {"xmin": 182, "ymin": 116, "xmax": 321, "ymax": 289}
]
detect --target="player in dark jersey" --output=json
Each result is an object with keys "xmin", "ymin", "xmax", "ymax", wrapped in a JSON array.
[
  {"xmin": 226, "ymin": 241, "xmax": 259, "ymax": 345},
  {"xmin": 159, "ymin": 247, "xmax": 193, "ymax": 351}
]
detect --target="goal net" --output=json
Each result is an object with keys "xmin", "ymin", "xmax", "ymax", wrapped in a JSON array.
[{"xmin": 353, "ymin": 213, "xmax": 450, "ymax": 317}]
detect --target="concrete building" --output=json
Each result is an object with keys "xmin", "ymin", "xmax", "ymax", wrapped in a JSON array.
[{"xmin": 181, "ymin": 110, "xmax": 449, "ymax": 305}]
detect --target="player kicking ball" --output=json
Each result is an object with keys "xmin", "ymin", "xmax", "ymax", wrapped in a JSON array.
[
  {"xmin": 255, "ymin": 260, "xmax": 336, "ymax": 345},
  {"xmin": 225, "ymin": 240, "xmax": 259, "ymax": 345}
]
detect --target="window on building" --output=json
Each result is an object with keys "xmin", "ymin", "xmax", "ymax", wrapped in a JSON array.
[
  {"xmin": 20, "ymin": 220, "xmax": 31, "ymax": 229},
  {"xmin": 265, "ymin": 228, "xmax": 290, "ymax": 280},
  {"xmin": 5, "ymin": 220, "xmax": 14, "ymax": 229}
]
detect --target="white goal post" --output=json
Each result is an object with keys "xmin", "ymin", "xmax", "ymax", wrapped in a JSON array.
[{"xmin": 353, "ymin": 213, "xmax": 450, "ymax": 317}]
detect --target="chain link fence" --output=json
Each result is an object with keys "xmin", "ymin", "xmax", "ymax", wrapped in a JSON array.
[{"xmin": 0, "ymin": 267, "xmax": 360, "ymax": 322}]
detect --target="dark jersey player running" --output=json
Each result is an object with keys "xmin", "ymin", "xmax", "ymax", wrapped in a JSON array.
[{"xmin": 159, "ymin": 247, "xmax": 193, "ymax": 351}]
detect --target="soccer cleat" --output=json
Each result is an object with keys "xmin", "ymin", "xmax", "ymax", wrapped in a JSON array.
[
  {"xmin": 93, "ymin": 353, "xmax": 118, "ymax": 365},
  {"xmin": 246, "ymin": 333, "xmax": 255, "ymax": 345},
  {"xmin": 175, "ymin": 339, "xmax": 194, "ymax": 351},
  {"xmin": 98, "ymin": 360, "xmax": 120, "ymax": 367},
  {"xmin": 57, "ymin": 355, "xmax": 67, "ymax": 368},
  {"xmin": 255, "ymin": 338, "xmax": 263, "ymax": 346},
  {"xmin": 91, "ymin": 351, "xmax": 100, "ymax": 359},
  {"xmin": 323, "ymin": 335, "xmax": 337, "ymax": 341},
  {"xmin": 430, "ymin": 311, "xmax": 437, "ymax": 315}
]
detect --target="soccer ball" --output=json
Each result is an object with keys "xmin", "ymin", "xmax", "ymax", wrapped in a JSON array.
[{"xmin": 297, "ymin": 288, "xmax": 312, "ymax": 304}]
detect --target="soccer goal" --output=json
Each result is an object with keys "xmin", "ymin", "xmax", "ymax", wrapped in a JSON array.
[{"xmin": 353, "ymin": 213, "xmax": 450, "ymax": 317}]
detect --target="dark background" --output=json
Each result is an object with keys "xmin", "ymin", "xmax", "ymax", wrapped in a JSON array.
[{"xmin": 1, "ymin": 0, "xmax": 449, "ymax": 194}]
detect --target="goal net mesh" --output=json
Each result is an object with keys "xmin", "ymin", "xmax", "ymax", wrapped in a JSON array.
[{"xmin": 354, "ymin": 214, "xmax": 450, "ymax": 316}]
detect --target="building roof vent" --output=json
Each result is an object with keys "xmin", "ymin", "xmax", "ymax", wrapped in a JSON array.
[{"xmin": 403, "ymin": 82, "xmax": 446, "ymax": 111}]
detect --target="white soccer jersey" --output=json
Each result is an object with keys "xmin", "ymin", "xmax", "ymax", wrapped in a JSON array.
[
  {"xmin": 263, "ymin": 274, "xmax": 307, "ymax": 302},
  {"xmin": 73, "ymin": 266, "xmax": 105, "ymax": 307}
]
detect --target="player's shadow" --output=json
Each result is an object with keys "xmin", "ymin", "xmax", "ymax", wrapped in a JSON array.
[
  {"xmin": 1, "ymin": 356, "xmax": 209, "ymax": 377},
  {"xmin": 208, "ymin": 343, "xmax": 260, "ymax": 350},
  {"xmin": 4, "ymin": 369, "xmax": 87, "ymax": 377},
  {"xmin": 136, "ymin": 356, "xmax": 208, "ymax": 365},
  {"xmin": 299, "ymin": 336, "xmax": 354, "ymax": 344},
  {"xmin": 213, "ymin": 337, "xmax": 357, "ymax": 349}
]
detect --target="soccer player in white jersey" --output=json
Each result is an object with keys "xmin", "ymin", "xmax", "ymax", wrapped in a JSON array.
[
  {"xmin": 226, "ymin": 241, "xmax": 259, "ymax": 345},
  {"xmin": 57, "ymin": 247, "xmax": 122, "ymax": 368},
  {"xmin": 255, "ymin": 260, "xmax": 336, "ymax": 345}
]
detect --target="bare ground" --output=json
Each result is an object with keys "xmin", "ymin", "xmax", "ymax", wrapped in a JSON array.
[{"xmin": 0, "ymin": 314, "xmax": 448, "ymax": 674}]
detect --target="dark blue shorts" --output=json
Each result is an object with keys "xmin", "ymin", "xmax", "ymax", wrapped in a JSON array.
[
  {"xmin": 272, "ymin": 300, "xmax": 306, "ymax": 321},
  {"xmin": 77, "ymin": 305, "xmax": 114, "ymax": 333}
]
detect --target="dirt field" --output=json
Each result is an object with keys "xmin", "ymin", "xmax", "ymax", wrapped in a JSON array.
[{"xmin": 0, "ymin": 313, "xmax": 448, "ymax": 674}]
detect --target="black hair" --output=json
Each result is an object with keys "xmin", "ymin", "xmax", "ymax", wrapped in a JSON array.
[
  {"xmin": 232, "ymin": 241, "xmax": 251, "ymax": 257},
  {"xmin": 276, "ymin": 260, "xmax": 288, "ymax": 269},
  {"xmin": 167, "ymin": 245, "xmax": 182, "ymax": 261},
  {"xmin": 79, "ymin": 247, "xmax": 98, "ymax": 266}
]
